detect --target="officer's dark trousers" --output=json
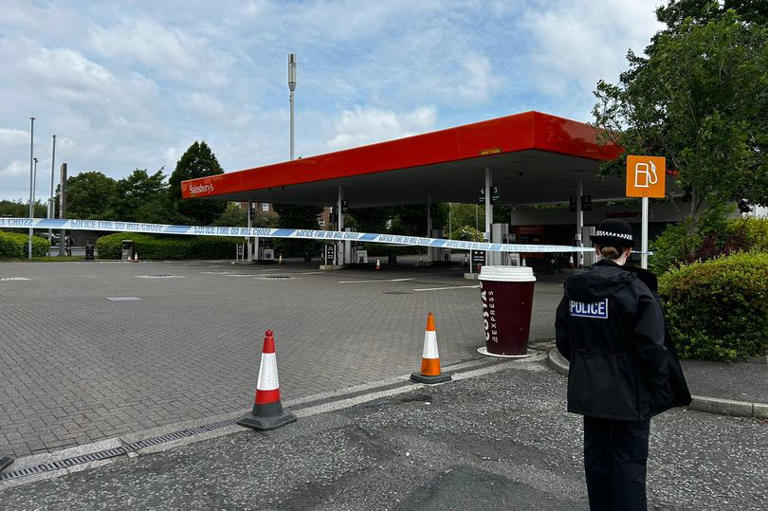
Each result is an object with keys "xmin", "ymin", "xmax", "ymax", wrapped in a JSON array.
[{"xmin": 583, "ymin": 416, "xmax": 650, "ymax": 511}]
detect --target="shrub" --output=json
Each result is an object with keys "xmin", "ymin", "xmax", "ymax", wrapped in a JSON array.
[
  {"xmin": 0, "ymin": 231, "xmax": 50, "ymax": 258},
  {"xmin": 659, "ymin": 252, "xmax": 768, "ymax": 362},
  {"xmin": 94, "ymin": 232, "xmax": 241, "ymax": 260},
  {"xmin": 450, "ymin": 226, "xmax": 484, "ymax": 242},
  {"xmin": 650, "ymin": 217, "xmax": 768, "ymax": 274}
]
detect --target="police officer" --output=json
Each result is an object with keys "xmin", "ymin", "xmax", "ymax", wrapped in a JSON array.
[{"xmin": 555, "ymin": 218, "xmax": 691, "ymax": 511}]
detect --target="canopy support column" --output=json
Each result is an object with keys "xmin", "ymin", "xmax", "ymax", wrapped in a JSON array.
[
  {"xmin": 247, "ymin": 201, "xmax": 253, "ymax": 262},
  {"xmin": 426, "ymin": 193, "xmax": 432, "ymax": 237},
  {"xmin": 337, "ymin": 186, "xmax": 345, "ymax": 266},
  {"xmin": 576, "ymin": 179, "xmax": 584, "ymax": 268},
  {"xmin": 485, "ymin": 167, "xmax": 497, "ymax": 265}
]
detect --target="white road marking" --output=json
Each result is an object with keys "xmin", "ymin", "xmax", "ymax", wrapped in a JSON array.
[
  {"xmin": 412, "ymin": 284, "xmax": 480, "ymax": 292},
  {"xmin": 338, "ymin": 278, "xmax": 416, "ymax": 284}
]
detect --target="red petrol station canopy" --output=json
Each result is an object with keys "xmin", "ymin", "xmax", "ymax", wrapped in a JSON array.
[{"xmin": 181, "ymin": 111, "xmax": 624, "ymax": 207}]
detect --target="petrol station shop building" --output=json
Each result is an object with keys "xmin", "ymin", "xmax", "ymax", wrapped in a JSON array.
[{"xmin": 182, "ymin": 111, "xmax": 682, "ymax": 267}]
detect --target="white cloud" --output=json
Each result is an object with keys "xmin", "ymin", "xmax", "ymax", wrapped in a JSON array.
[
  {"xmin": 88, "ymin": 19, "xmax": 234, "ymax": 88},
  {"xmin": 520, "ymin": 0, "xmax": 662, "ymax": 98},
  {"xmin": 456, "ymin": 54, "xmax": 496, "ymax": 104},
  {"xmin": 1, "ymin": 160, "xmax": 29, "ymax": 178},
  {"xmin": 326, "ymin": 106, "xmax": 438, "ymax": 149},
  {"xmin": 0, "ymin": 129, "xmax": 29, "ymax": 148}
]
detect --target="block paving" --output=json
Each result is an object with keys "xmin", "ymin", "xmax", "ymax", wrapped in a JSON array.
[{"xmin": 0, "ymin": 260, "xmax": 563, "ymax": 457}]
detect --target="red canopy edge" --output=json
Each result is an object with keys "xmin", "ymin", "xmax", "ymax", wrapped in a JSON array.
[{"xmin": 181, "ymin": 111, "xmax": 622, "ymax": 200}]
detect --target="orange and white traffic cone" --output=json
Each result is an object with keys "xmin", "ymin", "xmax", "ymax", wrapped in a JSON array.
[
  {"xmin": 132, "ymin": 252, "xmax": 140, "ymax": 263},
  {"xmin": 238, "ymin": 330, "xmax": 296, "ymax": 431},
  {"xmin": 375, "ymin": 258, "xmax": 381, "ymax": 270},
  {"xmin": 411, "ymin": 312, "xmax": 451, "ymax": 384}
]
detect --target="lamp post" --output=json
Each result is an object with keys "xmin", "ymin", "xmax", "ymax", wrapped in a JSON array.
[
  {"xmin": 33, "ymin": 157, "xmax": 38, "ymax": 204},
  {"xmin": 288, "ymin": 53, "xmax": 297, "ymax": 160},
  {"xmin": 48, "ymin": 134, "xmax": 56, "ymax": 252},
  {"xmin": 28, "ymin": 117, "xmax": 35, "ymax": 260}
]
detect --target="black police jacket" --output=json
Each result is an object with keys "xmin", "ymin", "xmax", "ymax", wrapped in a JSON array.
[{"xmin": 555, "ymin": 260, "xmax": 691, "ymax": 421}]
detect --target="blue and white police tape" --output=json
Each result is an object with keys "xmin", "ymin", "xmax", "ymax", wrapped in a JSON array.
[{"xmin": 0, "ymin": 217, "xmax": 631, "ymax": 254}]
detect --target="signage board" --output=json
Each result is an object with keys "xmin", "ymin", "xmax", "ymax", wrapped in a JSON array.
[
  {"xmin": 626, "ymin": 155, "xmax": 666, "ymax": 198},
  {"xmin": 477, "ymin": 186, "xmax": 500, "ymax": 204},
  {"xmin": 472, "ymin": 250, "xmax": 486, "ymax": 271},
  {"xmin": 570, "ymin": 195, "xmax": 592, "ymax": 211}
]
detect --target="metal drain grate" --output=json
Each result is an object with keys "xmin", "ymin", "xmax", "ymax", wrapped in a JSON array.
[
  {"xmin": 257, "ymin": 275, "xmax": 292, "ymax": 280},
  {"xmin": 0, "ymin": 418, "xmax": 238, "ymax": 483},
  {"xmin": 0, "ymin": 277, "xmax": 30, "ymax": 281},
  {"xmin": 223, "ymin": 274, "xmax": 257, "ymax": 278},
  {"xmin": 134, "ymin": 275, "xmax": 186, "ymax": 279},
  {"xmin": 201, "ymin": 271, "xmax": 232, "ymax": 275}
]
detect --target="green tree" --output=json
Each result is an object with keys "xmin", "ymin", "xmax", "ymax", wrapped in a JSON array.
[
  {"xmin": 389, "ymin": 203, "xmax": 448, "ymax": 236},
  {"xmin": 272, "ymin": 204, "xmax": 322, "ymax": 228},
  {"xmin": 346, "ymin": 206, "xmax": 392, "ymax": 233},
  {"xmin": 448, "ymin": 203, "xmax": 481, "ymax": 232},
  {"xmin": 593, "ymin": 7, "xmax": 768, "ymax": 227},
  {"xmin": 656, "ymin": 1, "xmax": 768, "ymax": 30},
  {"xmin": 106, "ymin": 169, "xmax": 168, "ymax": 222},
  {"xmin": 0, "ymin": 199, "xmax": 46, "ymax": 218},
  {"xmin": 212, "ymin": 202, "xmax": 248, "ymax": 227},
  {"xmin": 213, "ymin": 203, "xmax": 281, "ymax": 228},
  {"xmin": 168, "ymin": 141, "xmax": 227, "ymax": 225},
  {"xmin": 62, "ymin": 171, "xmax": 116, "ymax": 219}
]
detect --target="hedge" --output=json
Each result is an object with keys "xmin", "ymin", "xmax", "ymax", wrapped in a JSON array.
[
  {"xmin": 659, "ymin": 252, "xmax": 768, "ymax": 362},
  {"xmin": 0, "ymin": 231, "xmax": 51, "ymax": 258},
  {"xmin": 94, "ymin": 232, "xmax": 242, "ymax": 260},
  {"xmin": 650, "ymin": 217, "xmax": 768, "ymax": 274}
]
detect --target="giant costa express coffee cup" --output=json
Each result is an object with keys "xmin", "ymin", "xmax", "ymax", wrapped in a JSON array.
[{"xmin": 479, "ymin": 266, "xmax": 536, "ymax": 356}]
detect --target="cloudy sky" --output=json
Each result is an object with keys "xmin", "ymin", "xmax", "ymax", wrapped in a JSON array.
[{"xmin": 0, "ymin": 0, "xmax": 662, "ymax": 201}]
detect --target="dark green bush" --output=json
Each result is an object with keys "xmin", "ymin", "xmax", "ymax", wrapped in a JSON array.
[
  {"xmin": 95, "ymin": 232, "xmax": 241, "ymax": 260},
  {"xmin": 0, "ymin": 231, "xmax": 50, "ymax": 258},
  {"xmin": 659, "ymin": 252, "xmax": 768, "ymax": 362}
]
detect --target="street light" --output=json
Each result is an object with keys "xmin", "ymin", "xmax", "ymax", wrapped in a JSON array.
[
  {"xmin": 28, "ymin": 117, "xmax": 35, "ymax": 260},
  {"xmin": 288, "ymin": 53, "xmax": 297, "ymax": 160},
  {"xmin": 48, "ymin": 134, "xmax": 56, "ymax": 251}
]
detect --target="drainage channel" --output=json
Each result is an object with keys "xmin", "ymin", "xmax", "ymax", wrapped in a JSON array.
[
  {"xmin": 0, "ymin": 418, "xmax": 238, "ymax": 483},
  {"xmin": 0, "ymin": 355, "xmax": 536, "ymax": 484}
]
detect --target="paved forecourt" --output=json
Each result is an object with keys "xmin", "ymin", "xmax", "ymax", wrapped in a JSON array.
[{"xmin": 0, "ymin": 260, "xmax": 564, "ymax": 458}]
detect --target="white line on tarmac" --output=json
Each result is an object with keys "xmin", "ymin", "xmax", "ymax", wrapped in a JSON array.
[
  {"xmin": 301, "ymin": 271, "xmax": 324, "ymax": 275},
  {"xmin": 412, "ymin": 284, "xmax": 480, "ymax": 292},
  {"xmin": 337, "ymin": 278, "xmax": 416, "ymax": 284}
]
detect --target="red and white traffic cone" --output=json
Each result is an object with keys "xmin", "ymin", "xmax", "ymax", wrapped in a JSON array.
[
  {"xmin": 375, "ymin": 258, "xmax": 381, "ymax": 270},
  {"xmin": 132, "ymin": 252, "xmax": 140, "ymax": 263},
  {"xmin": 411, "ymin": 312, "xmax": 451, "ymax": 384},
  {"xmin": 238, "ymin": 330, "xmax": 296, "ymax": 431}
]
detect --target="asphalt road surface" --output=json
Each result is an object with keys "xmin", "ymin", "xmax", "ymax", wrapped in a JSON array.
[{"xmin": 1, "ymin": 359, "xmax": 765, "ymax": 510}]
